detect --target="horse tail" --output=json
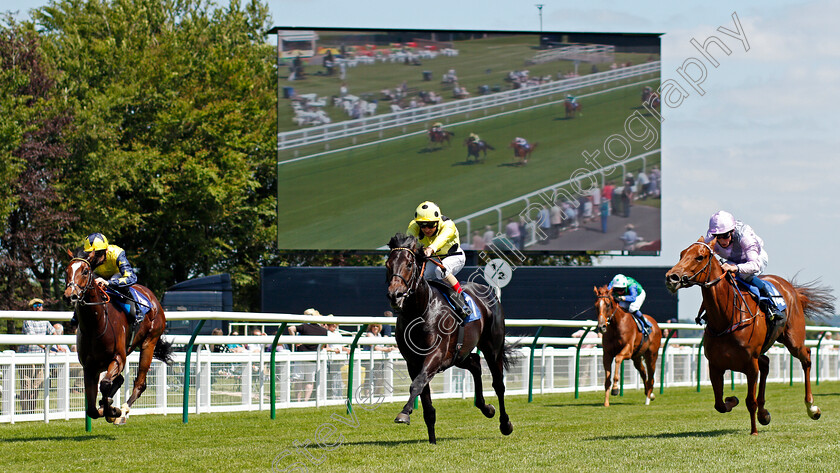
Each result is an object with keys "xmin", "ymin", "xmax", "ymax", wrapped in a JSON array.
[
  {"xmin": 154, "ymin": 336, "xmax": 175, "ymax": 365},
  {"xmin": 501, "ymin": 341, "xmax": 519, "ymax": 371},
  {"xmin": 792, "ymin": 276, "xmax": 836, "ymax": 323},
  {"xmin": 485, "ymin": 143, "xmax": 495, "ymax": 150}
]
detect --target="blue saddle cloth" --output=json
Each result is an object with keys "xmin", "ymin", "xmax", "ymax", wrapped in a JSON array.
[
  {"xmin": 435, "ymin": 287, "xmax": 482, "ymax": 324},
  {"xmin": 106, "ymin": 286, "xmax": 151, "ymax": 319},
  {"xmin": 735, "ymin": 278, "xmax": 788, "ymax": 312}
]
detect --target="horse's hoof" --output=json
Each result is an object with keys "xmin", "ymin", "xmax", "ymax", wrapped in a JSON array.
[
  {"xmin": 645, "ymin": 397, "xmax": 651, "ymax": 406},
  {"xmin": 611, "ymin": 388, "xmax": 619, "ymax": 396},
  {"xmin": 500, "ymin": 421, "xmax": 513, "ymax": 436},
  {"xmin": 482, "ymin": 404, "xmax": 496, "ymax": 419},
  {"xmin": 106, "ymin": 416, "xmax": 116, "ymax": 424},
  {"xmin": 758, "ymin": 410, "xmax": 771, "ymax": 425},
  {"xmin": 114, "ymin": 416, "xmax": 127, "ymax": 425},
  {"xmin": 649, "ymin": 393, "xmax": 655, "ymax": 402},
  {"xmin": 394, "ymin": 413, "xmax": 410, "ymax": 425},
  {"xmin": 724, "ymin": 396, "xmax": 739, "ymax": 411},
  {"xmin": 807, "ymin": 405, "xmax": 821, "ymax": 420}
]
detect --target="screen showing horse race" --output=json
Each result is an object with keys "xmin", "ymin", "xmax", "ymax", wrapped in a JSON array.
[{"xmin": 272, "ymin": 27, "xmax": 662, "ymax": 253}]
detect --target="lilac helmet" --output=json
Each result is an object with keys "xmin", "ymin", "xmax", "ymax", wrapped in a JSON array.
[{"xmin": 708, "ymin": 210, "xmax": 736, "ymax": 236}]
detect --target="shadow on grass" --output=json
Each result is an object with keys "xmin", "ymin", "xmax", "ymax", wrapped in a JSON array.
[
  {"xmin": 1, "ymin": 434, "xmax": 116, "ymax": 443},
  {"xmin": 813, "ymin": 392, "xmax": 840, "ymax": 398},
  {"xmin": 544, "ymin": 402, "xmax": 617, "ymax": 408},
  {"xmin": 343, "ymin": 436, "xmax": 476, "ymax": 446},
  {"xmin": 451, "ymin": 160, "xmax": 484, "ymax": 166},
  {"xmin": 590, "ymin": 429, "xmax": 740, "ymax": 440}
]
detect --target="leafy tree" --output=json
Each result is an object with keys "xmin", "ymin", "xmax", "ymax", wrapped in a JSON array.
[{"xmin": 0, "ymin": 16, "xmax": 75, "ymax": 329}]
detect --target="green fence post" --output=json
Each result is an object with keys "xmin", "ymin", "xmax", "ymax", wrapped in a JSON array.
[
  {"xmin": 574, "ymin": 326, "xmax": 592, "ymax": 399},
  {"xmin": 790, "ymin": 349, "xmax": 794, "ymax": 386},
  {"xmin": 528, "ymin": 327, "xmax": 545, "ymax": 403},
  {"xmin": 270, "ymin": 323, "xmax": 288, "ymax": 420},
  {"xmin": 816, "ymin": 331, "xmax": 827, "ymax": 386},
  {"xmin": 731, "ymin": 370, "xmax": 735, "ymax": 391},
  {"xmin": 182, "ymin": 319, "xmax": 206, "ymax": 424},
  {"xmin": 85, "ymin": 415, "xmax": 91, "ymax": 432},
  {"xmin": 659, "ymin": 329, "xmax": 676, "ymax": 394},
  {"xmin": 346, "ymin": 324, "xmax": 368, "ymax": 414},
  {"xmin": 696, "ymin": 335, "xmax": 705, "ymax": 392}
]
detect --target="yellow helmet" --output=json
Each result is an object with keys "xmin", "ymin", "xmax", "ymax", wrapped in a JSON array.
[
  {"xmin": 82, "ymin": 233, "xmax": 109, "ymax": 252},
  {"xmin": 414, "ymin": 201, "xmax": 442, "ymax": 223}
]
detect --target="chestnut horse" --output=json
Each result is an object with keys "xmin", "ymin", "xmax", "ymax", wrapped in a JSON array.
[
  {"xmin": 665, "ymin": 238, "xmax": 835, "ymax": 435},
  {"xmin": 564, "ymin": 99, "xmax": 582, "ymax": 118},
  {"xmin": 594, "ymin": 285, "xmax": 662, "ymax": 406},
  {"xmin": 509, "ymin": 141, "xmax": 537, "ymax": 166},
  {"xmin": 387, "ymin": 233, "xmax": 514, "ymax": 443},
  {"xmin": 64, "ymin": 253, "xmax": 173, "ymax": 424}
]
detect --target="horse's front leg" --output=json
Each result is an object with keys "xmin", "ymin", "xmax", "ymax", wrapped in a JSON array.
[
  {"xmin": 757, "ymin": 354, "xmax": 771, "ymax": 425},
  {"xmin": 83, "ymin": 369, "xmax": 103, "ymax": 419},
  {"xmin": 100, "ymin": 357, "xmax": 126, "ymax": 420},
  {"xmin": 419, "ymin": 384, "xmax": 436, "ymax": 444},
  {"xmin": 709, "ymin": 364, "xmax": 738, "ymax": 414},
  {"xmin": 395, "ymin": 359, "xmax": 435, "ymax": 425},
  {"xmin": 603, "ymin": 353, "xmax": 615, "ymax": 407}
]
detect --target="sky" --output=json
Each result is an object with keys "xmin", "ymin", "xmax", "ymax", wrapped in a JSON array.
[{"xmin": 5, "ymin": 0, "xmax": 839, "ymax": 321}]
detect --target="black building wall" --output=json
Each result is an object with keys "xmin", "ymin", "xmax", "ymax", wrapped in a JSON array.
[{"xmin": 261, "ymin": 266, "xmax": 677, "ymax": 337}]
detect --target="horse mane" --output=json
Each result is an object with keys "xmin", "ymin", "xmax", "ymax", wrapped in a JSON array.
[
  {"xmin": 790, "ymin": 274, "xmax": 837, "ymax": 323},
  {"xmin": 388, "ymin": 233, "xmax": 418, "ymax": 251},
  {"xmin": 72, "ymin": 246, "xmax": 90, "ymax": 259}
]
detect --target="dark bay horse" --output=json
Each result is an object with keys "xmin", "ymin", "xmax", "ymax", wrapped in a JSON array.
[
  {"xmin": 509, "ymin": 141, "xmax": 537, "ymax": 166},
  {"xmin": 666, "ymin": 238, "xmax": 835, "ymax": 435},
  {"xmin": 465, "ymin": 138, "xmax": 493, "ymax": 162},
  {"xmin": 642, "ymin": 88, "xmax": 660, "ymax": 112},
  {"xmin": 386, "ymin": 233, "xmax": 514, "ymax": 443},
  {"xmin": 564, "ymin": 99, "xmax": 582, "ymax": 118},
  {"xmin": 64, "ymin": 252, "xmax": 173, "ymax": 424},
  {"xmin": 594, "ymin": 285, "xmax": 662, "ymax": 406},
  {"xmin": 428, "ymin": 129, "xmax": 454, "ymax": 149}
]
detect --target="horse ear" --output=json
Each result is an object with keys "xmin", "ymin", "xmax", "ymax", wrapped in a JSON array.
[
  {"xmin": 696, "ymin": 236, "xmax": 705, "ymax": 243},
  {"xmin": 593, "ymin": 286, "xmax": 598, "ymax": 295},
  {"xmin": 65, "ymin": 248, "xmax": 73, "ymax": 258}
]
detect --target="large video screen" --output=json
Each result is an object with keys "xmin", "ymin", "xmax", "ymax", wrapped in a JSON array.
[{"xmin": 273, "ymin": 28, "xmax": 662, "ymax": 253}]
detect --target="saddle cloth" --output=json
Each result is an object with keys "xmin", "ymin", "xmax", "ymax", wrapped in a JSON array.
[
  {"xmin": 107, "ymin": 286, "xmax": 152, "ymax": 318},
  {"xmin": 735, "ymin": 278, "xmax": 788, "ymax": 312},
  {"xmin": 431, "ymin": 283, "xmax": 482, "ymax": 324}
]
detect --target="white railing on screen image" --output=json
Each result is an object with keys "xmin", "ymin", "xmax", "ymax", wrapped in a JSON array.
[
  {"xmin": 1, "ymin": 311, "xmax": 838, "ymax": 424},
  {"xmin": 277, "ymin": 61, "xmax": 660, "ymax": 152}
]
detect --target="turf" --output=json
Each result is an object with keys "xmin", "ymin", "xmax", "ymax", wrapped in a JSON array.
[{"xmin": 4, "ymin": 382, "xmax": 840, "ymax": 472}]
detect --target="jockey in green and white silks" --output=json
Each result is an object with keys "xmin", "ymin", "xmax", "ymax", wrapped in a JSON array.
[{"xmin": 608, "ymin": 274, "xmax": 651, "ymax": 336}]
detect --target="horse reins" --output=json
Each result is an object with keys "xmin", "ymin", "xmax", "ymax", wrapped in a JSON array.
[
  {"xmin": 680, "ymin": 242, "xmax": 729, "ymax": 289},
  {"xmin": 388, "ymin": 247, "xmax": 427, "ymax": 297},
  {"xmin": 66, "ymin": 258, "xmax": 114, "ymax": 339}
]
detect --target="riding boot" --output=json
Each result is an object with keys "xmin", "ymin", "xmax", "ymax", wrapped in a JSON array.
[
  {"xmin": 448, "ymin": 289, "xmax": 473, "ymax": 325},
  {"xmin": 128, "ymin": 300, "xmax": 141, "ymax": 327},
  {"xmin": 634, "ymin": 310, "xmax": 650, "ymax": 336},
  {"xmin": 754, "ymin": 279, "xmax": 784, "ymax": 322}
]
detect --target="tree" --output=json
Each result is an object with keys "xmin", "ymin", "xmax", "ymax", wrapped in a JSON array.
[{"xmin": 0, "ymin": 16, "xmax": 75, "ymax": 326}]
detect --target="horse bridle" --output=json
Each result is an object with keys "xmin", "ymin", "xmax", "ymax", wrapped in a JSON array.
[
  {"xmin": 596, "ymin": 294, "xmax": 621, "ymax": 327},
  {"xmin": 680, "ymin": 242, "xmax": 729, "ymax": 289},
  {"xmin": 66, "ymin": 258, "xmax": 110, "ymax": 307},
  {"xmin": 388, "ymin": 247, "xmax": 426, "ymax": 298}
]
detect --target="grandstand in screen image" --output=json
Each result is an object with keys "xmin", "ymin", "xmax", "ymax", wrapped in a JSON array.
[{"xmin": 271, "ymin": 28, "xmax": 662, "ymax": 251}]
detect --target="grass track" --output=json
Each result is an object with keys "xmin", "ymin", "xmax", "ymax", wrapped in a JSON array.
[
  {"xmin": 278, "ymin": 84, "xmax": 661, "ymax": 249},
  {"xmin": 4, "ymin": 382, "xmax": 840, "ymax": 472}
]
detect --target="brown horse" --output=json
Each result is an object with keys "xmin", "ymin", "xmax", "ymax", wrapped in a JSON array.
[
  {"xmin": 465, "ymin": 138, "xmax": 493, "ymax": 162},
  {"xmin": 564, "ymin": 99, "xmax": 582, "ymax": 118},
  {"xmin": 594, "ymin": 285, "xmax": 662, "ymax": 406},
  {"xmin": 387, "ymin": 233, "xmax": 514, "ymax": 443},
  {"xmin": 64, "ymin": 252, "xmax": 173, "ymax": 424},
  {"xmin": 642, "ymin": 87, "xmax": 660, "ymax": 112},
  {"xmin": 509, "ymin": 141, "xmax": 537, "ymax": 166},
  {"xmin": 428, "ymin": 129, "xmax": 454, "ymax": 149},
  {"xmin": 665, "ymin": 238, "xmax": 835, "ymax": 435}
]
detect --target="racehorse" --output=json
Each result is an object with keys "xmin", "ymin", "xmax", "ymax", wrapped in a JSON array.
[
  {"xmin": 64, "ymin": 250, "xmax": 173, "ymax": 424},
  {"xmin": 564, "ymin": 99, "xmax": 582, "ymax": 118},
  {"xmin": 465, "ymin": 138, "xmax": 494, "ymax": 163},
  {"xmin": 642, "ymin": 87, "xmax": 660, "ymax": 111},
  {"xmin": 386, "ymin": 233, "xmax": 514, "ymax": 443},
  {"xmin": 509, "ymin": 141, "xmax": 537, "ymax": 166},
  {"xmin": 665, "ymin": 238, "xmax": 835, "ymax": 435},
  {"xmin": 594, "ymin": 285, "xmax": 662, "ymax": 407},
  {"xmin": 428, "ymin": 129, "xmax": 454, "ymax": 149}
]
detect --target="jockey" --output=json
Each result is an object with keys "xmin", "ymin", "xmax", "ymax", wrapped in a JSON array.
[
  {"xmin": 69, "ymin": 233, "xmax": 143, "ymax": 327},
  {"xmin": 407, "ymin": 201, "xmax": 473, "ymax": 323},
  {"xmin": 566, "ymin": 94, "xmax": 577, "ymax": 104},
  {"xmin": 514, "ymin": 137, "xmax": 529, "ymax": 149},
  {"xmin": 608, "ymin": 274, "xmax": 652, "ymax": 336},
  {"xmin": 468, "ymin": 132, "xmax": 481, "ymax": 144},
  {"xmin": 704, "ymin": 210, "xmax": 783, "ymax": 321},
  {"xmin": 430, "ymin": 122, "xmax": 444, "ymax": 133}
]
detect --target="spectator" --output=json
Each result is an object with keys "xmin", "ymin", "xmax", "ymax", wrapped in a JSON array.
[
  {"xmin": 649, "ymin": 165, "xmax": 661, "ymax": 198},
  {"xmin": 293, "ymin": 308, "xmax": 328, "ymax": 402},
  {"xmin": 637, "ymin": 170, "xmax": 650, "ymax": 199},
  {"xmin": 246, "ymin": 328, "xmax": 265, "ymax": 353},
  {"xmin": 482, "ymin": 225, "xmax": 495, "ymax": 247},
  {"xmin": 20, "ymin": 298, "xmax": 55, "ymax": 413},
  {"xmin": 600, "ymin": 199, "xmax": 610, "ymax": 234},
  {"xmin": 550, "ymin": 201, "xmax": 563, "ymax": 238},
  {"xmin": 621, "ymin": 181, "xmax": 633, "ymax": 217},
  {"xmin": 572, "ymin": 329, "xmax": 601, "ymax": 349},
  {"xmin": 602, "ymin": 180, "xmax": 615, "ymax": 202},
  {"xmin": 226, "ymin": 331, "xmax": 247, "ymax": 353},
  {"xmin": 471, "ymin": 230, "xmax": 486, "ymax": 251},
  {"xmin": 210, "ymin": 327, "xmax": 230, "ymax": 353},
  {"xmin": 324, "ymin": 315, "xmax": 347, "ymax": 399},
  {"xmin": 504, "ymin": 218, "xmax": 521, "ymax": 250},
  {"xmin": 50, "ymin": 323, "xmax": 70, "ymax": 353},
  {"xmin": 537, "ymin": 205, "xmax": 551, "ymax": 243},
  {"xmin": 620, "ymin": 224, "xmax": 640, "ymax": 250}
]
